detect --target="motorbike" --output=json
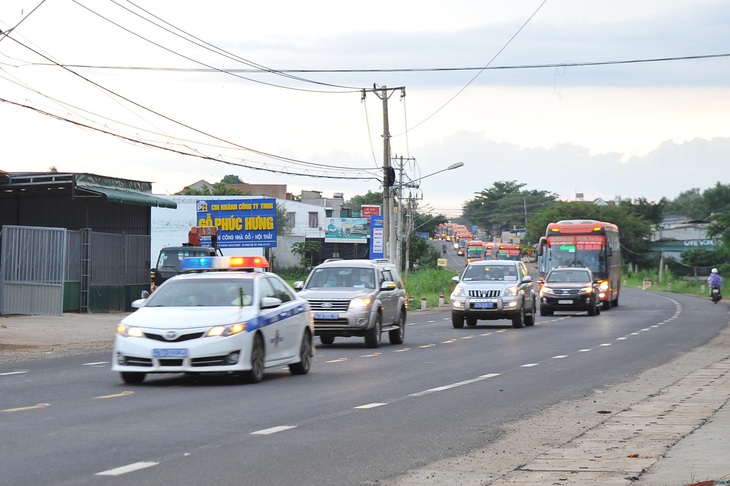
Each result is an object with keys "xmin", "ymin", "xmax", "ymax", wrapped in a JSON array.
[
  {"xmin": 442, "ymin": 246, "xmax": 447, "ymax": 256},
  {"xmin": 710, "ymin": 285, "xmax": 722, "ymax": 304}
]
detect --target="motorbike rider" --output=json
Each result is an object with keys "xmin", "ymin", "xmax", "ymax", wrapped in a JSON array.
[
  {"xmin": 707, "ymin": 268, "xmax": 723, "ymax": 301},
  {"xmin": 441, "ymin": 244, "xmax": 447, "ymax": 255},
  {"xmin": 707, "ymin": 268, "xmax": 723, "ymax": 288}
]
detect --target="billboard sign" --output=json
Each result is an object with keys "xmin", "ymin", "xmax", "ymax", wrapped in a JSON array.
[
  {"xmin": 324, "ymin": 217, "xmax": 369, "ymax": 243},
  {"xmin": 196, "ymin": 198, "xmax": 277, "ymax": 248}
]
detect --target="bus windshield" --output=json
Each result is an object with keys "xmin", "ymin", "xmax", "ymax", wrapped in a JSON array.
[{"xmin": 544, "ymin": 235, "xmax": 606, "ymax": 277}]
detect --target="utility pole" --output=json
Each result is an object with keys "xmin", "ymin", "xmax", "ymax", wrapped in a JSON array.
[{"xmin": 370, "ymin": 84, "xmax": 405, "ymax": 263}]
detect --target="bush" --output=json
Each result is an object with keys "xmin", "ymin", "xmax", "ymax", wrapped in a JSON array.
[{"xmin": 404, "ymin": 267, "xmax": 458, "ymax": 308}]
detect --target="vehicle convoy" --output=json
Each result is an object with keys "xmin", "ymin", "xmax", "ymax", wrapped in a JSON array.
[
  {"xmin": 450, "ymin": 259, "xmax": 537, "ymax": 329},
  {"xmin": 537, "ymin": 219, "xmax": 621, "ymax": 310},
  {"xmin": 151, "ymin": 226, "xmax": 222, "ymax": 290},
  {"xmin": 113, "ymin": 256, "xmax": 313, "ymax": 385},
  {"xmin": 293, "ymin": 258, "xmax": 407, "ymax": 348},
  {"xmin": 539, "ymin": 267, "xmax": 602, "ymax": 316}
]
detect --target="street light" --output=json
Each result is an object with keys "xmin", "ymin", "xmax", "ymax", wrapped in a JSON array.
[{"xmin": 392, "ymin": 162, "xmax": 464, "ymax": 272}]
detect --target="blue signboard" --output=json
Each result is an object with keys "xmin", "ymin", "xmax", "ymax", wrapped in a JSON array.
[
  {"xmin": 196, "ymin": 198, "xmax": 277, "ymax": 248},
  {"xmin": 369, "ymin": 215, "xmax": 384, "ymax": 259}
]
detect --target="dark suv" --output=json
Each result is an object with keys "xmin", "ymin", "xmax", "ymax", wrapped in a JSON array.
[
  {"xmin": 450, "ymin": 259, "xmax": 536, "ymax": 328},
  {"xmin": 539, "ymin": 267, "xmax": 601, "ymax": 316},
  {"xmin": 294, "ymin": 259, "xmax": 407, "ymax": 348}
]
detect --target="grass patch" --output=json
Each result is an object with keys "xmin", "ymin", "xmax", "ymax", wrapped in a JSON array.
[{"xmin": 404, "ymin": 267, "xmax": 459, "ymax": 309}]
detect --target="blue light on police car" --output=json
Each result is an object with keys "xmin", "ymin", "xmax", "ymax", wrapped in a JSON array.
[{"xmin": 179, "ymin": 257, "xmax": 216, "ymax": 271}]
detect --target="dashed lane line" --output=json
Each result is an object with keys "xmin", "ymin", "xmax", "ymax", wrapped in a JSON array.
[{"xmin": 96, "ymin": 462, "xmax": 159, "ymax": 476}]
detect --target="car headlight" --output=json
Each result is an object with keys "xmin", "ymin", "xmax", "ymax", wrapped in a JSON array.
[
  {"xmin": 207, "ymin": 323, "xmax": 246, "ymax": 337},
  {"xmin": 540, "ymin": 285, "xmax": 553, "ymax": 295},
  {"xmin": 598, "ymin": 281, "xmax": 609, "ymax": 291},
  {"xmin": 581, "ymin": 286, "xmax": 594, "ymax": 294},
  {"xmin": 502, "ymin": 285, "xmax": 519, "ymax": 297},
  {"xmin": 349, "ymin": 297, "xmax": 372, "ymax": 310},
  {"xmin": 451, "ymin": 285, "xmax": 465, "ymax": 298},
  {"xmin": 117, "ymin": 324, "xmax": 144, "ymax": 338}
]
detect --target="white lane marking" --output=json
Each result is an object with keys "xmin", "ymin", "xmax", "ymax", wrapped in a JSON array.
[
  {"xmin": 409, "ymin": 373, "xmax": 500, "ymax": 397},
  {"xmin": 460, "ymin": 335, "xmax": 475, "ymax": 340},
  {"xmin": 599, "ymin": 343, "xmax": 612, "ymax": 347},
  {"xmin": 96, "ymin": 462, "xmax": 159, "ymax": 476},
  {"xmin": 354, "ymin": 402, "xmax": 387, "ymax": 409},
  {"xmin": 393, "ymin": 348, "xmax": 411, "ymax": 353},
  {"xmin": 251, "ymin": 425, "xmax": 297, "ymax": 435},
  {"xmin": 617, "ymin": 337, "xmax": 628, "ymax": 340},
  {"xmin": 578, "ymin": 348, "xmax": 591, "ymax": 352},
  {"xmin": 360, "ymin": 353, "xmax": 381, "ymax": 358},
  {"xmin": 442, "ymin": 339, "xmax": 457, "ymax": 344},
  {"xmin": 418, "ymin": 344, "xmax": 436, "ymax": 348},
  {"xmin": 521, "ymin": 363, "xmax": 539, "ymax": 368},
  {"xmin": 552, "ymin": 355, "xmax": 568, "ymax": 359},
  {"xmin": 83, "ymin": 362, "xmax": 108, "ymax": 366},
  {"xmin": 325, "ymin": 358, "xmax": 348, "ymax": 363},
  {"xmin": 0, "ymin": 371, "xmax": 28, "ymax": 376},
  {"xmin": 630, "ymin": 332, "xmax": 640, "ymax": 335}
]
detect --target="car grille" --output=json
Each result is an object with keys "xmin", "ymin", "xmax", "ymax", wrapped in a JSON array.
[
  {"xmin": 468, "ymin": 289, "xmax": 501, "ymax": 298},
  {"xmin": 308, "ymin": 300, "xmax": 350, "ymax": 312},
  {"xmin": 552, "ymin": 289, "xmax": 581, "ymax": 295},
  {"xmin": 144, "ymin": 332, "xmax": 206, "ymax": 342}
]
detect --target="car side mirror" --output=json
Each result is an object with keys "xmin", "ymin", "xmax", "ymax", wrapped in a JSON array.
[
  {"xmin": 451, "ymin": 275, "xmax": 460, "ymax": 284},
  {"xmin": 140, "ymin": 290, "xmax": 150, "ymax": 299},
  {"xmin": 293, "ymin": 281, "xmax": 304, "ymax": 291},
  {"xmin": 131, "ymin": 298, "xmax": 146, "ymax": 309},
  {"xmin": 260, "ymin": 297, "xmax": 283, "ymax": 309},
  {"xmin": 521, "ymin": 275, "xmax": 533, "ymax": 284},
  {"xmin": 380, "ymin": 281, "xmax": 397, "ymax": 291}
]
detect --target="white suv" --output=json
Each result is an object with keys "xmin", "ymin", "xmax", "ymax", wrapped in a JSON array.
[
  {"xmin": 450, "ymin": 259, "xmax": 536, "ymax": 328},
  {"xmin": 294, "ymin": 259, "xmax": 407, "ymax": 348}
]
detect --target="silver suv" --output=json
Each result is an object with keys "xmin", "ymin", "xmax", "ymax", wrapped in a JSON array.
[
  {"xmin": 294, "ymin": 259, "xmax": 407, "ymax": 348},
  {"xmin": 450, "ymin": 259, "xmax": 536, "ymax": 328}
]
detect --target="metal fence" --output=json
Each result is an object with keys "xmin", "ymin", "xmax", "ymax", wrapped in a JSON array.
[{"xmin": 0, "ymin": 225, "xmax": 150, "ymax": 315}]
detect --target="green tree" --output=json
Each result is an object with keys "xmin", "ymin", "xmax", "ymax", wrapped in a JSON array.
[
  {"xmin": 462, "ymin": 181, "xmax": 557, "ymax": 242},
  {"xmin": 346, "ymin": 191, "xmax": 383, "ymax": 207},
  {"xmin": 291, "ymin": 241, "xmax": 322, "ymax": 270},
  {"xmin": 180, "ymin": 181, "xmax": 244, "ymax": 195},
  {"xmin": 401, "ymin": 233, "xmax": 439, "ymax": 271},
  {"xmin": 665, "ymin": 188, "xmax": 706, "ymax": 219},
  {"xmin": 619, "ymin": 197, "xmax": 668, "ymax": 225},
  {"xmin": 221, "ymin": 174, "xmax": 243, "ymax": 184},
  {"xmin": 276, "ymin": 203, "xmax": 292, "ymax": 236}
]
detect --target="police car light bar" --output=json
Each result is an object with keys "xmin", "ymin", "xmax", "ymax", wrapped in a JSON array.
[{"xmin": 179, "ymin": 256, "xmax": 269, "ymax": 272}]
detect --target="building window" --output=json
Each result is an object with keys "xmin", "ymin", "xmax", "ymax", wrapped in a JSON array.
[
  {"xmin": 308, "ymin": 212, "xmax": 319, "ymax": 228},
  {"xmin": 287, "ymin": 212, "xmax": 296, "ymax": 228}
]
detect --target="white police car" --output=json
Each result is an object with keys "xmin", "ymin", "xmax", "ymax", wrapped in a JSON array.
[{"xmin": 112, "ymin": 256, "xmax": 313, "ymax": 384}]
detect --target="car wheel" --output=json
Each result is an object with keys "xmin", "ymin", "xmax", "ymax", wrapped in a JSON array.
[
  {"xmin": 612, "ymin": 297, "xmax": 619, "ymax": 308},
  {"xmin": 364, "ymin": 313, "xmax": 382, "ymax": 348},
  {"xmin": 466, "ymin": 316, "xmax": 477, "ymax": 326},
  {"xmin": 524, "ymin": 298, "xmax": 536, "ymax": 326},
  {"xmin": 452, "ymin": 313, "xmax": 465, "ymax": 329},
  {"xmin": 540, "ymin": 306, "xmax": 553, "ymax": 317},
  {"xmin": 389, "ymin": 309, "xmax": 406, "ymax": 345},
  {"xmin": 512, "ymin": 303, "xmax": 525, "ymax": 328},
  {"xmin": 596, "ymin": 302, "xmax": 601, "ymax": 315},
  {"xmin": 121, "ymin": 372, "xmax": 145, "ymax": 384},
  {"xmin": 588, "ymin": 303, "xmax": 597, "ymax": 316},
  {"xmin": 601, "ymin": 301, "xmax": 611, "ymax": 310},
  {"xmin": 244, "ymin": 334, "xmax": 265, "ymax": 383},
  {"xmin": 319, "ymin": 335, "xmax": 335, "ymax": 345},
  {"xmin": 289, "ymin": 331, "xmax": 312, "ymax": 375}
]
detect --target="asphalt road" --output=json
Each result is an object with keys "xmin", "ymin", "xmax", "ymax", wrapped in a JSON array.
[{"xmin": 1, "ymin": 286, "xmax": 727, "ymax": 486}]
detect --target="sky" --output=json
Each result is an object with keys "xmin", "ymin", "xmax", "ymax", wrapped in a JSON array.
[{"xmin": 1, "ymin": 0, "xmax": 729, "ymax": 217}]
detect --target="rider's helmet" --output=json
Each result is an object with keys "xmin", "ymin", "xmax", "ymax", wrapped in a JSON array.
[{"xmin": 711, "ymin": 268, "xmax": 718, "ymax": 274}]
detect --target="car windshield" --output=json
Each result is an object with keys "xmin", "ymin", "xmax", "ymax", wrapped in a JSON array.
[
  {"xmin": 462, "ymin": 265, "xmax": 517, "ymax": 281},
  {"xmin": 146, "ymin": 278, "xmax": 254, "ymax": 307},
  {"xmin": 307, "ymin": 267, "xmax": 376, "ymax": 289},
  {"xmin": 547, "ymin": 270, "xmax": 591, "ymax": 284}
]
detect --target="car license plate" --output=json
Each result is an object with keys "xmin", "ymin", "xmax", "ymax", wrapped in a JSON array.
[
  {"xmin": 558, "ymin": 299, "xmax": 574, "ymax": 305},
  {"xmin": 153, "ymin": 348, "xmax": 188, "ymax": 358},
  {"xmin": 314, "ymin": 312, "xmax": 339, "ymax": 320},
  {"xmin": 473, "ymin": 302, "xmax": 494, "ymax": 309}
]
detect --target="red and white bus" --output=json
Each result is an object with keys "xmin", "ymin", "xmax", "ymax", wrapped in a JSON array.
[
  {"xmin": 537, "ymin": 220, "xmax": 621, "ymax": 309},
  {"xmin": 494, "ymin": 243, "xmax": 522, "ymax": 261},
  {"xmin": 465, "ymin": 240, "xmax": 485, "ymax": 263}
]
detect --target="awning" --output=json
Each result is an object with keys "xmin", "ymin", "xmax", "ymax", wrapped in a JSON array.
[{"xmin": 76, "ymin": 183, "xmax": 177, "ymax": 208}]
